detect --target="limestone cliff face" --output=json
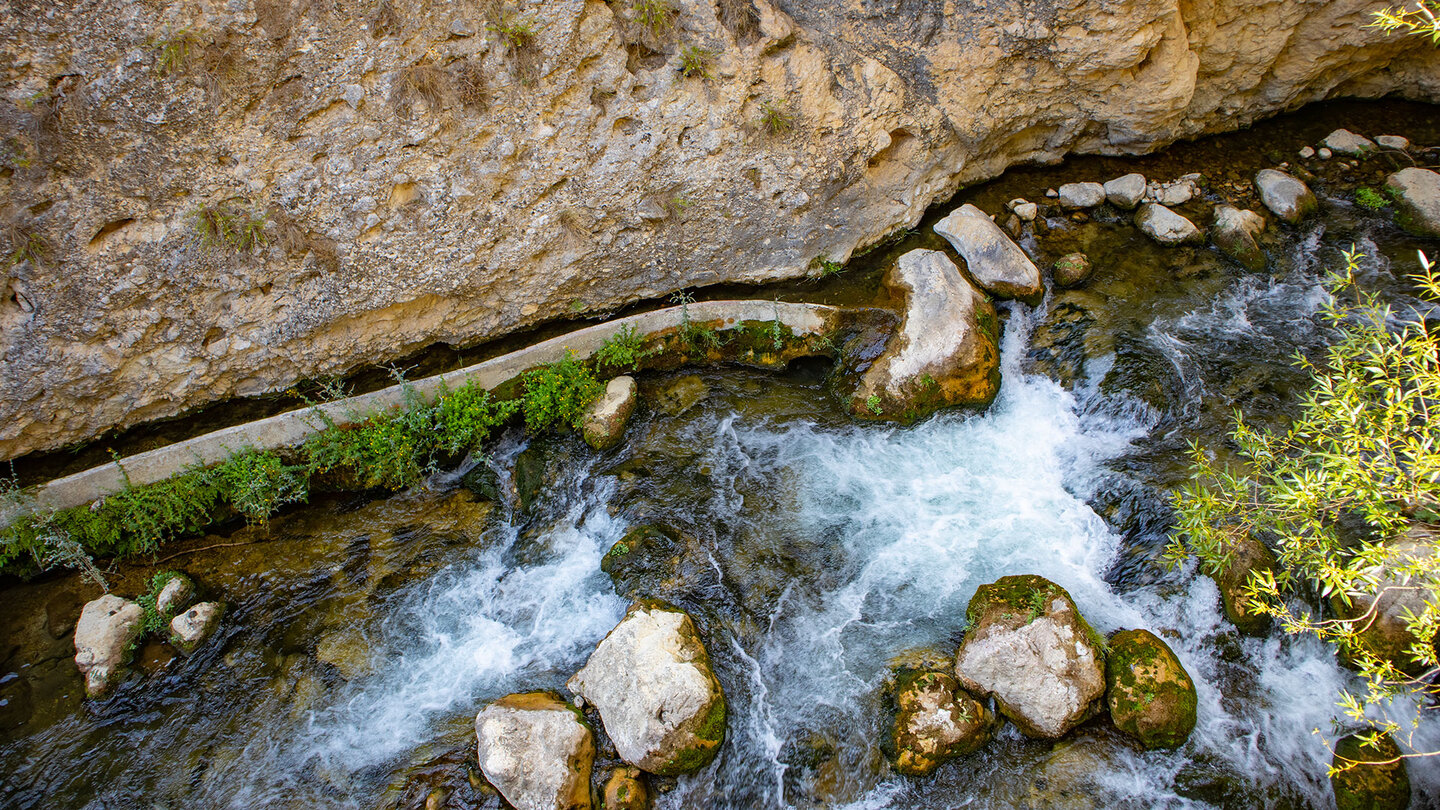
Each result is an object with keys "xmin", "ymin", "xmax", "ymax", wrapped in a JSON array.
[{"xmin": 1, "ymin": 0, "xmax": 1436, "ymax": 459}]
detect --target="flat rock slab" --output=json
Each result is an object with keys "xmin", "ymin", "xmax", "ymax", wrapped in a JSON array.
[
  {"xmin": 934, "ymin": 204, "xmax": 1042, "ymax": 302},
  {"xmin": 1058, "ymin": 182, "xmax": 1107, "ymax": 209},
  {"xmin": 476, "ymin": 692, "xmax": 594, "ymax": 810},
  {"xmin": 1321, "ymin": 128, "xmax": 1377, "ymax": 156}
]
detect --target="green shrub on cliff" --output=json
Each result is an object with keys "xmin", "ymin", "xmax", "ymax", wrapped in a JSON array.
[
  {"xmin": 435, "ymin": 381, "xmax": 520, "ymax": 454},
  {"xmin": 212, "ymin": 449, "xmax": 309, "ymax": 524},
  {"xmin": 1167, "ymin": 248, "xmax": 1440, "ymax": 772}
]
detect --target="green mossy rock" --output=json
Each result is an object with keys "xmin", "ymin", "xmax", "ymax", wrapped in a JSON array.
[
  {"xmin": 1332, "ymin": 732, "xmax": 1411, "ymax": 810},
  {"xmin": 513, "ymin": 444, "xmax": 548, "ymax": 512},
  {"xmin": 891, "ymin": 670, "xmax": 994, "ymax": 776},
  {"xmin": 1213, "ymin": 534, "xmax": 1276, "ymax": 636},
  {"xmin": 603, "ymin": 765, "xmax": 649, "ymax": 810},
  {"xmin": 1104, "ymin": 629, "xmax": 1197, "ymax": 750},
  {"xmin": 601, "ymin": 525, "xmax": 684, "ymax": 599},
  {"xmin": 1052, "ymin": 253, "xmax": 1093, "ymax": 288}
]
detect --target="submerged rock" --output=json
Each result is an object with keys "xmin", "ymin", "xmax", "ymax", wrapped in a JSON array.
[
  {"xmin": 1212, "ymin": 534, "xmax": 1276, "ymax": 636},
  {"xmin": 567, "ymin": 603, "xmax": 725, "ymax": 775},
  {"xmin": 1331, "ymin": 732, "xmax": 1411, "ymax": 810},
  {"xmin": 169, "ymin": 602, "xmax": 223, "ymax": 655},
  {"xmin": 851, "ymin": 249, "xmax": 1000, "ymax": 422},
  {"xmin": 934, "ymin": 204, "xmax": 1043, "ymax": 302},
  {"xmin": 1211, "ymin": 206, "xmax": 1267, "ymax": 270},
  {"xmin": 1255, "ymin": 169, "xmax": 1318, "ymax": 223},
  {"xmin": 1104, "ymin": 629, "xmax": 1197, "ymax": 750},
  {"xmin": 654, "ymin": 375, "xmax": 708, "ymax": 416},
  {"xmin": 1321, "ymin": 128, "xmax": 1378, "ymax": 156},
  {"xmin": 74, "ymin": 594, "xmax": 145, "ymax": 698},
  {"xmin": 1052, "ymin": 253, "xmax": 1093, "ymax": 288},
  {"xmin": 601, "ymin": 524, "xmax": 686, "ymax": 600},
  {"xmin": 1135, "ymin": 204, "xmax": 1202, "ymax": 245},
  {"xmin": 475, "ymin": 691, "xmax": 594, "ymax": 810},
  {"xmin": 1058, "ymin": 182, "xmax": 1107, "ymax": 210},
  {"xmin": 581, "ymin": 375, "xmax": 638, "ymax": 451},
  {"xmin": 603, "ymin": 766, "xmax": 649, "ymax": 810},
  {"xmin": 1103, "ymin": 174, "xmax": 1146, "ymax": 210},
  {"xmin": 1386, "ymin": 167, "xmax": 1440, "ymax": 238},
  {"xmin": 891, "ymin": 670, "xmax": 994, "ymax": 776},
  {"xmin": 954, "ymin": 575, "xmax": 1106, "ymax": 738},
  {"xmin": 1008, "ymin": 199, "xmax": 1039, "ymax": 221}
]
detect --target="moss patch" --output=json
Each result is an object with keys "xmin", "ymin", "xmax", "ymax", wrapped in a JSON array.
[{"xmin": 1105, "ymin": 629, "xmax": 1197, "ymax": 749}]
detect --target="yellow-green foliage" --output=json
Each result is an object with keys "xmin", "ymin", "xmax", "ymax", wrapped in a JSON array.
[
  {"xmin": 521, "ymin": 351, "xmax": 603, "ymax": 433},
  {"xmin": 1371, "ymin": 1, "xmax": 1440, "ymax": 44},
  {"xmin": 1168, "ymin": 248, "xmax": 1440, "ymax": 765}
]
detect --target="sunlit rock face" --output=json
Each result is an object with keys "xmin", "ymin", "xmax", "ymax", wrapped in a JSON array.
[{"xmin": 2, "ymin": 0, "xmax": 1437, "ymax": 459}]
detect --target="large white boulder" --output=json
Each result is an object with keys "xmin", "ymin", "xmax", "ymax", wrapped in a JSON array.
[
  {"xmin": 1387, "ymin": 167, "xmax": 1440, "ymax": 238},
  {"xmin": 1255, "ymin": 169, "xmax": 1318, "ymax": 223},
  {"xmin": 1135, "ymin": 204, "xmax": 1202, "ymax": 245},
  {"xmin": 850, "ymin": 249, "xmax": 1000, "ymax": 421},
  {"xmin": 567, "ymin": 604, "xmax": 725, "ymax": 775},
  {"xmin": 954, "ymin": 575, "xmax": 1106, "ymax": 738},
  {"xmin": 933, "ymin": 204, "xmax": 1043, "ymax": 302},
  {"xmin": 476, "ymin": 692, "xmax": 595, "ymax": 810},
  {"xmin": 74, "ymin": 594, "xmax": 145, "ymax": 698}
]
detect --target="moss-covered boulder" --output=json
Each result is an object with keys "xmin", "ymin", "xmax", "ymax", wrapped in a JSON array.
[
  {"xmin": 601, "ymin": 525, "xmax": 684, "ymax": 600},
  {"xmin": 1211, "ymin": 206, "xmax": 1267, "ymax": 271},
  {"xmin": 566, "ymin": 603, "xmax": 725, "ymax": 775},
  {"xmin": 1212, "ymin": 534, "xmax": 1276, "ymax": 636},
  {"xmin": 891, "ymin": 670, "xmax": 994, "ymax": 776},
  {"xmin": 1332, "ymin": 532, "xmax": 1440, "ymax": 676},
  {"xmin": 1331, "ymin": 732, "xmax": 1411, "ymax": 810},
  {"xmin": 1104, "ymin": 629, "xmax": 1197, "ymax": 749},
  {"xmin": 1387, "ymin": 167, "xmax": 1440, "ymax": 238},
  {"xmin": 603, "ymin": 765, "xmax": 649, "ymax": 810},
  {"xmin": 954, "ymin": 575, "xmax": 1106, "ymax": 738}
]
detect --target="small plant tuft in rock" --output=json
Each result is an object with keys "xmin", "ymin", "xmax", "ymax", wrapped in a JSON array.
[
  {"xmin": 757, "ymin": 100, "xmax": 795, "ymax": 135},
  {"xmin": 1355, "ymin": 186, "xmax": 1390, "ymax": 210},
  {"xmin": 596, "ymin": 324, "xmax": 659, "ymax": 371},
  {"xmin": 679, "ymin": 45, "xmax": 716, "ymax": 80},
  {"xmin": 632, "ymin": 0, "xmax": 678, "ymax": 37},
  {"xmin": 194, "ymin": 200, "xmax": 268, "ymax": 253}
]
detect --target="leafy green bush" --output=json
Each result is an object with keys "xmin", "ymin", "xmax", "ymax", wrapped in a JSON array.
[
  {"xmin": 1167, "ymin": 248, "xmax": 1440, "ymax": 768},
  {"xmin": 595, "ymin": 324, "xmax": 658, "ymax": 372},
  {"xmin": 522, "ymin": 351, "xmax": 603, "ymax": 433},
  {"xmin": 1372, "ymin": 1, "xmax": 1440, "ymax": 44},
  {"xmin": 435, "ymin": 380, "xmax": 520, "ymax": 454},
  {"xmin": 212, "ymin": 449, "xmax": 309, "ymax": 523},
  {"xmin": 303, "ymin": 402, "xmax": 437, "ymax": 490},
  {"xmin": 134, "ymin": 570, "xmax": 186, "ymax": 633}
]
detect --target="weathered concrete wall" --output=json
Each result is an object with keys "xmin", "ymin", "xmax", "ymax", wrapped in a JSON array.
[{"xmin": 1, "ymin": 0, "xmax": 1437, "ymax": 460}]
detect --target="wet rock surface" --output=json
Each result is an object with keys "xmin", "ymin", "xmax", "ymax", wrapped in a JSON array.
[
  {"xmin": 891, "ymin": 670, "xmax": 994, "ymax": 776},
  {"xmin": 566, "ymin": 604, "xmax": 725, "ymax": 776},
  {"xmin": 1386, "ymin": 167, "xmax": 1440, "ymax": 237},
  {"xmin": 475, "ymin": 691, "xmax": 594, "ymax": 810},
  {"xmin": 1255, "ymin": 169, "xmax": 1319, "ymax": 224},
  {"xmin": 581, "ymin": 375, "xmax": 638, "ymax": 451},
  {"xmin": 1135, "ymin": 203, "xmax": 1202, "ymax": 245},
  {"xmin": 73, "ymin": 595, "xmax": 145, "ymax": 698},
  {"xmin": 169, "ymin": 602, "xmax": 223, "ymax": 655},
  {"xmin": 1211, "ymin": 206, "xmax": 1267, "ymax": 270},
  {"xmin": 1213, "ymin": 534, "xmax": 1277, "ymax": 636},
  {"xmin": 1104, "ymin": 629, "xmax": 1197, "ymax": 750},
  {"xmin": 954, "ymin": 576, "xmax": 1106, "ymax": 739}
]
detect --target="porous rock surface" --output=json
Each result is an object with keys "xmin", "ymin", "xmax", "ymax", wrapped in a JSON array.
[
  {"xmin": 3, "ymin": 0, "xmax": 1439, "ymax": 458},
  {"xmin": 73, "ymin": 594, "xmax": 145, "ymax": 698},
  {"xmin": 475, "ymin": 691, "xmax": 595, "ymax": 810},
  {"xmin": 891, "ymin": 670, "xmax": 994, "ymax": 776},
  {"xmin": 851, "ymin": 249, "xmax": 999, "ymax": 421},
  {"xmin": 954, "ymin": 575, "xmax": 1106, "ymax": 739},
  {"xmin": 566, "ymin": 603, "xmax": 725, "ymax": 775}
]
